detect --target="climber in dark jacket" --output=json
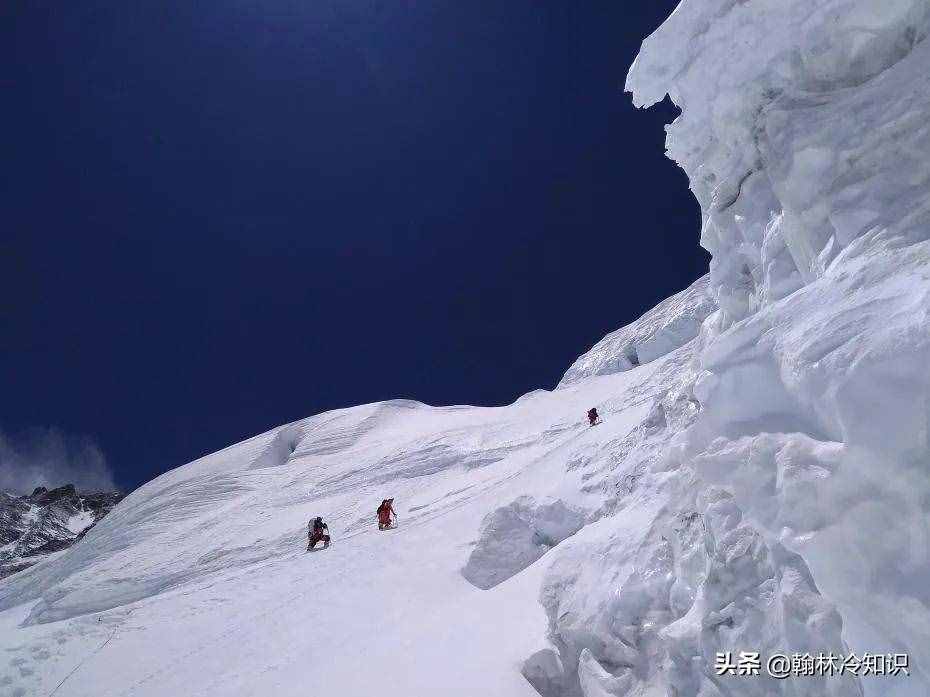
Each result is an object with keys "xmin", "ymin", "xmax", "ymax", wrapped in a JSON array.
[{"xmin": 307, "ymin": 516, "xmax": 331, "ymax": 550}]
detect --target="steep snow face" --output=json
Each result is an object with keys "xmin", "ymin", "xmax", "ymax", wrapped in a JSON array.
[
  {"xmin": 628, "ymin": 2, "xmax": 930, "ymax": 696},
  {"xmin": 0, "ymin": 353, "xmax": 682, "ymax": 697},
  {"xmin": 0, "ymin": 309, "xmax": 863, "ymax": 697},
  {"xmin": 559, "ymin": 275, "xmax": 715, "ymax": 386}
]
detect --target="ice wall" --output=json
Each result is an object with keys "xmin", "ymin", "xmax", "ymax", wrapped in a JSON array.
[
  {"xmin": 622, "ymin": 1, "xmax": 930, "ymax": 695},
  {"xmin": 627, "ymin": 0, "xmax": 930, "ymax": 326}
]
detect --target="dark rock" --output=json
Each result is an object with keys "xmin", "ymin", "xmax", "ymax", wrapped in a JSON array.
[
  {"xmin": 29, "ymin": 484, "xmax": 78, "ymax": 507},
  {"xmin": 0, "ymin": 484, "xmax": 126, "ymax": 579}
]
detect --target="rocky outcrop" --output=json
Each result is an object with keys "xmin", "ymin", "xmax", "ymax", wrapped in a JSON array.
[{"xmin": 0, "ymin": 484, "xmax": 124, "ymax": 579}]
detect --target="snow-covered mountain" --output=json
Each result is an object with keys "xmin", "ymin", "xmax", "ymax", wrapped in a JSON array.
[
  {"xmin": 558, "ymin": 275, "xmax": 715, "ymax": 387},
  {"xmin": 0, "ymin": 485, "xmax": 123, "ymax": 579},
  {"xmin": 3, "ymin": 1, "xmax": 930, "ymax": 696}
]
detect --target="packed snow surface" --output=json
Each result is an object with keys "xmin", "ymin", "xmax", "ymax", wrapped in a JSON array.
[
  {"xmin": 4, "ymin": 1, "xmax": 930, "ymax": 696},
  {"xmin": 0, "ymin": 357, "xmax": 674, "ymax": 697}
]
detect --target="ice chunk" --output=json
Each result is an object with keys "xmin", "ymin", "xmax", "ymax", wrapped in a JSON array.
[{"xmin": 462, "ymin": 496, "xmax": 587, "ymax": 590}]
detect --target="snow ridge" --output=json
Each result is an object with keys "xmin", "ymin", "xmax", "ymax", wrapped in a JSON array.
[{"xmin": 558, "ymin": 275, "xmax": 715, "ymax": 387}]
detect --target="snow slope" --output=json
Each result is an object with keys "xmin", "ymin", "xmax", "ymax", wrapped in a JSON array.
[
  {"xmin": 0, "ymin": 291, "xmax": 868, "ymax": 697},
  {"xmin": 0, "ymin": 350, "xmax": 678, "ymax": 697},
  {"xmin": 4, "ymin": 2, "xmax": 930, "ymax": 696}
]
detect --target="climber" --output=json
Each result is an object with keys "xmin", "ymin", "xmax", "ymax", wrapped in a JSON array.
[
  {"xmin": 587, "ymin": 407, "xmax": 600, "ymax": 427},
  {"xmin": 377, "ymin": 498, "xmax": 397, "ymax": 530},
  {"xmin": 307, "ymin": 516, "xmax": 331, "ymax": 550}
]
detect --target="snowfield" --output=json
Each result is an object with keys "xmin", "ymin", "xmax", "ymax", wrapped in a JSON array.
[
  {"xmin": 0, "ymin": 356, "xmax": 676, "ymax": 697},
  {"xmin": 4, "ymin": 1, "xmax": 930, "ymax": 696}
]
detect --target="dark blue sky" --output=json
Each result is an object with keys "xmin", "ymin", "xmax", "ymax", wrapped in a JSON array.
[{"xmin": 2, "ymin": 0, "xmax": 706, "ymax": 491}]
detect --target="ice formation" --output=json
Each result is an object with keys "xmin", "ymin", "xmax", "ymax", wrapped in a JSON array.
[
  {"xmin": 626, "ymin": 1, "xmax": 930, "ymax": 694},
  {"xmin": 559, "ymin": 275, "xmax": 715, "ymax": 386},
  {"xmin": 1, "ymin": 2, "xmax": 929, "ymax": 696}
]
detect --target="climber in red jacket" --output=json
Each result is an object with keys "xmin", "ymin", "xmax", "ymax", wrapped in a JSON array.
[{"xmin": 377, "ymin": 498, "xmax": 397, "ymax": 530}]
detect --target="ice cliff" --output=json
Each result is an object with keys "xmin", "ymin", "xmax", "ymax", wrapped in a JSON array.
[
  {"xmin": 1, "ymin": 2, "xmax": 928, "ymax": 697},
  {"xmin": 624, "ymin": 0, "xmax": 930, "ymax": 694}
]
